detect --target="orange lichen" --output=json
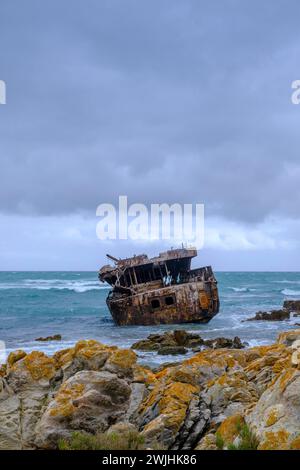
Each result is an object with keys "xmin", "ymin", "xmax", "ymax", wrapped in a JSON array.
[
  {"xmin": 143, "ymin": 381, "xmax": 198, "ymax": 435},
  {"xmin": 289, "ymin": 436, "xmax": 300, "ymax": 450},
  {"xmin": 258, "ymin": 429, "xmax": 290, "ymax": 450},
  {"xmin": 7, "ymin": 350, "xmax": 27, "ymax": 367},
  {"xmin": 279, "ymin": 369, "xmax": 296, "ymax": 393},
  {"xmin": 277, "ymin": 329, "xmax": 300, "ymax": 345},
  {"xmin": 23, "ymin": 351, "xmax": 56, "ymax": 380},
  {"xmin": 49, "ymin": 382, "xmax": 85, "ymax": 417},
  {"xmin": 53, "ymin": 348, "xmax": 74, "ymax": 368},
  {"xmin": 107, "ymin": 349, "xmax": 137, "ymax": 369},
  {"xmin": 158, "ymin": 382, "xmax": 198, "ymax": 412},
  {"xmin": 0, "ymin": 364, "xmax": 7, "ymax": 377},
  {"xmin": 165, "ymin": 365, "xmax": 200, "ymax": 387},
  {"xmin": 265, "ymin": 407, "xmax": 279, "ymax": 427},
  {"xmin": 217, "ymin": 414, "xmax": 244, "ymax": 444},
  {"xmin": 133, "ymin": 365, "xmax": 157, "ymax": 385},
  {"xmin": 272, "ymin": 357, "xmax": 291, "ymax": 374}
]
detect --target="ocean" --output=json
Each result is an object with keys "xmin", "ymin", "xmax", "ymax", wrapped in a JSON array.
[{"xmin": 1, "ymin": 271, "xmax": 300, "ymax": 366}]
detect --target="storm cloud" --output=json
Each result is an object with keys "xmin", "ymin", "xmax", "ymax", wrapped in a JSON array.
[{"xmin": 1, "ymin": 0, "xmax": 300, "ymax": 269}]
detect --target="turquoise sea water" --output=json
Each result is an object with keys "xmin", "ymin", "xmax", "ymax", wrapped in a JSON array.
[{"xmin": 1, "ymin": 271, "xmax": 300, "ymax": 365}]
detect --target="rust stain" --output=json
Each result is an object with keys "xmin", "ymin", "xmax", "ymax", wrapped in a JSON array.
[{"xmin": 99, "ymin": 247, "xmax": 219, "ymax": 326}]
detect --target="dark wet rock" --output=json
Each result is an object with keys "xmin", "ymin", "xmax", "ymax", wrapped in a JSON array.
[
  {"xmin": 203, "ymin": 336, "xmax": 246, "ymax": 349},
  {"xmin": 173, "ymin": 330, "xmax": 189, "ymax": 345},
  {"xmin": 246, "ymin": 310, "xmax": 290, "ymax": 322},
  {"xmin": 283, "ymin": 300, "xmax": 300, "ymax": 312},
  {"xmin": 35, "ymin": 334, "xmax": 62, "ymax": 342},
  {"xmin": 132, "ymin": 330, "xmax": 245, "ymax": 354},
  {"xmin": 131, "ymin": 330, "xmax": 202, "ymax": 354},
  {"xmin": 157, "ymin": 346, "xmax": 188, "ymax": 355}
]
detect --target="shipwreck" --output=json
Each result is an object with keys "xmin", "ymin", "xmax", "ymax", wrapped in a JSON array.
[{"xmin": 98, "ymin": 247, "xmax": 219, "ymax": 326}]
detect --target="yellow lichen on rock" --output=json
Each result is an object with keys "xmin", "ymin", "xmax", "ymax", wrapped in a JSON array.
[
  {"xmin": 217, "ymin": 414, "xmax": 244, "ymax": 445},
  {"xmin": 0, "ymin": 364, "xmax": 7, "ymax": 377},
  {"xmin": 258, "ymin": 429, "xmax": 290, "ymax": 450},
  {"xmin": 23, "ymin": 351, "xmax": 56, "ymax": 380},
  {"xmin": 49, "ymin": 382, "xmax": 85, "ymax": 417},
  {"xmin": 158, "ymin": 382, "xmax": 198, "ymax": 413},
  {"xmin": 165, "ymin": 365, "xmax": 200, "ymax": 387},
  {"xmin": 277, "ymin": 329, "xmax": 300, "ymax": 346},
  {"xmin": 141, "ymin": 381, "xmax": 198, "ymax": 442},
  {"xmin": 74, "ymin": 339, "xmax": 107, "ymax": 358},
  {"xmin": 52, "ymin": 348, "xmax": 74, "ymax": 368},
  {"xmin": 278, "ymin": 369, "xmax": 296, "ymax": 393},
  {"xmin": 7, "ymin": 350, "xmax": 27, "ymax": 367},
  {"xmin": 289, "ymin": 436, "xmax": 300, "ymax": 450},
  {"xmin": 265, "ymin": 407, "xmax": 279, "ymax": 427},
  {"xmin": 133, "ymin": 365, "xmax": 157, "ymax": 385},
  {"xmin": 107, "ymin": 348, "xmax": 137, "ymax": 369}
]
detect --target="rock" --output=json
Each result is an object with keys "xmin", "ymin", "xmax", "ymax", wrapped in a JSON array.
[
  {"xmin": 246, "ymin": 369, "xmax": 300, "ymax": 450},
  {"xmin": 157, "ymin": 346, "xmax": 187, "ymax": 355},
  {"xmin": 203, "ymin": 336, "xmax": 246, "ymax": 349},
  {"xmin": 139, "ymin": 381, "xmax": 199, "ymax": 448},
  {"xmin": 173, "ymin": 330, "xmax": 189, "ymax": 345},
  {"xmin": 35, "ymin": 370, "xmax": 131, "ymax": 449},
  {"xmin": 291, "ymin": 350, "xmax": 300, "ymax": 367},
  {"xmin": 195, "ymin": 433, "xmax": 218, "ymax": 450},
  {"xmin": 35, "ymin": 335, "xmax": 62, "ymax": 342},
  {"xmin": 283, "ymin": 300, "xmax": 300, "ymax": 312},
  {"xmin": 217, "ymin": 414, "xmax": 245, "ymax": 446},
  {"xmin": 0, "ymin": 351, "xmax": 58, "ymax": 449},
  {"xmin": 131, "ymin": 331, "xmax": 244, "ymax": 354},
  {"xmin": 104, "ymin": 349, "xmax": 137, "ymax": 378},
  {"xmin": 0, "ymin": 331, "xmax": 299, "ymax": 450},
  {"xmin": 246, "ymin": 310, "xmax": 290, "ymax": 321},
  {"xmin": 277, "ymin": 328, "xmax": 300, "ymax": 346},
  {"xmin": 7, "ymin": 350, "xmax": 27, "ymax": 367}
]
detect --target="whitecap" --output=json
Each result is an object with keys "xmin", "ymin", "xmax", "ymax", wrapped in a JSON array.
[
  {"xmin": 0, "ymin": 279, "xmax": 110, "ymax": 293},
  {"xmin": 281, "ymin": 288, "xmax": 300, "ymax": 296},
  {"xmin": 229, "ymin": 287, "xmax": 248, "ymax": 292}
]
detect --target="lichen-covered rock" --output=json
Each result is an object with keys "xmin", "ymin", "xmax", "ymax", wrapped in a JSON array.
[
  {"xmin": 104, "ymin": 349, "xmax": 137, "ymax": 378},
  {"xmin": 139, "ymin": 381, "xmax": 199, "ymax": 448},
  {"xmin": 0, "ymin": 331, "xmax": 299, "ymax": 450},
  {"xmin": 277, "ymin": 328, "xmax": 300, "ymax": 346},
  {"xmin": 195, "ymin": 432, "xmax": 218, "ymax": 450},
  {"xmin": 246, "ymin": 368, "xmax": 300, "ymax": 450},
  {"xmin": 0, "ymin": 351, "xmax": 58, "ymax": 449},
  {"xmin": 35, "ymin": 370, "xmax": 131, "ymax": 448},
  {"xmin": 217, "ymin": 414, "xmax": 244, "ymax": 445},
  {"xmin": 7, "ymin": 350, "xmax": 27, "ymax": 368}
]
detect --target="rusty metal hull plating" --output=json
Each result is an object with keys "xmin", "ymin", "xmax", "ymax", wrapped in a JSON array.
[{"xmin": 106, "ymin": 281, "xmax": 219, "ymax": 326}]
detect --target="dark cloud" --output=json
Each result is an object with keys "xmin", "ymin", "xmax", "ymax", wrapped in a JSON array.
[{"xmin": 1, "ymin": 0, "xmax": 300, "ymax": 223}]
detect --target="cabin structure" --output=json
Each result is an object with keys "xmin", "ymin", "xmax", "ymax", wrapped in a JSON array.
[{"xmin": 98, "ymin": 247, "xmax": 219, "ymax": 326}]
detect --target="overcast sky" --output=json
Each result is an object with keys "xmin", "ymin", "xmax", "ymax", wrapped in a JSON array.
[{"xmin": 1, "ymin": 0, "xmax": 300, "ymax": 270}]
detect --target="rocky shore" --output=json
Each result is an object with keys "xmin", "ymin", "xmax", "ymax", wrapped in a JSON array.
[{"xmin": 0, "ymin": 329, "xmax": 300, "ymax": 450}]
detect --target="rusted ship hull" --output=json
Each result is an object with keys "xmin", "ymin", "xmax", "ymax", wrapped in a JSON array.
[
  {"xmin": 99, "ymin": 248, "xmax": 220, "ymax": 326},
  {"xmin": 106, "ymin": 281, "xmax": 219, "ymax": 326}
]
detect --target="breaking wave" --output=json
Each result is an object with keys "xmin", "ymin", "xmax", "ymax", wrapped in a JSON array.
[
  {"xmin": 281, "ymin": 288, "xmax": 300, "ymax": 296},
  {"xmin": 0, "ymin": 279, "xmax": 109, "ymax": 293},
  {"xmin": 229, "ymin": 287, "xmax": 256, "ymax": 292}
]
